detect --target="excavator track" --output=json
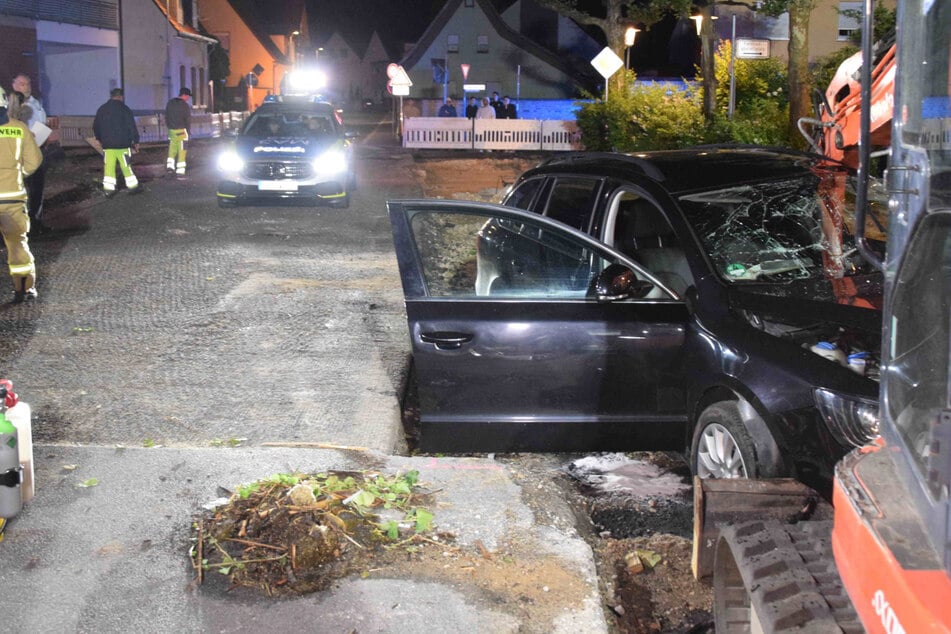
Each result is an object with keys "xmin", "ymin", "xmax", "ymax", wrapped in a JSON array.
[{"xmin": 714, "ymin": 519, "xmax": 863, "ymax": 633}]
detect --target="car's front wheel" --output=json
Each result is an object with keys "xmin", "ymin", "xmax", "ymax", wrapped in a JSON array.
[
  {"xmin": 217, "ymin": 197, "xmax": 236, "ymax": 208},
  {"xmin": 691, "ymin": 401, "xmax": 757, "ymax": 479}
]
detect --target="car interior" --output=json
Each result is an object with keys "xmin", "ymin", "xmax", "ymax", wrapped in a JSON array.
[{"xmin": 610, "ymin": 195, "xmax": 693, "ymax": 296}]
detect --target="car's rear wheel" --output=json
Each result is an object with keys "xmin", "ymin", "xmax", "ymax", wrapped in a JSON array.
[{"xmin": 691, "ymin": 401, "xmax": 755, "ymax": 479}]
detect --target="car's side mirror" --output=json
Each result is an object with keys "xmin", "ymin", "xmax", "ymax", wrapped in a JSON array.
[{"xmin": 590, "ymin": 264, "xmax": 654, "ymax": 302}]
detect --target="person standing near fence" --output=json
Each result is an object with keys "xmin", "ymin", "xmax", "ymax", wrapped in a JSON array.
[
  {"xmin": 0, "ymin": 90, "xmax": 41, "ymax": 302},
  {"xmin": 438, "ymin": 97, "xmax": 457, "ymax": 117},
  {"xmin": 93, "ymin": 88, "xmax": 142, "ymax": 197},
  {"xmin": 476, "ymin": 97, "xmax": 496, "ymax": 119},
  {"xmin": 465, "ymin": 96, "xmax": 479, "ymax": 119},
  {"xmin": 11, "ymin": 73, "xmax": 51, "ymax": 235},
  {"xmin": 501, "ymin": 96, "xmax": 518, "ymax": 119},
  {"xmin": 165, "ymin": 87, "xmax": 191, "ymax": 178}
]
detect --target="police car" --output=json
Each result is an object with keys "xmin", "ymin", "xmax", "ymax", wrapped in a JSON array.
[{"xmin": 216, "ymin": 96, "xmax": 356, "ymax": 209}]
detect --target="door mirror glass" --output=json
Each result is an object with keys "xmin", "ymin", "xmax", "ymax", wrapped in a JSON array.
[{"xmin": 590, "ymin": 263, "xmax": 654, "ymax": 301}]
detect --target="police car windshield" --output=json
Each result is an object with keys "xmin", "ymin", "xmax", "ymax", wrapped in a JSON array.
[{"xmin": 246, "ymin": 112, "xmax": 336, "ymax": 138}]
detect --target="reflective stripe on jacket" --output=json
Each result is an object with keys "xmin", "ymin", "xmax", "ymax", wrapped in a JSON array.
[{"xmin": 0, "ymin": 119, "xmax": 42, "ymax": 202}]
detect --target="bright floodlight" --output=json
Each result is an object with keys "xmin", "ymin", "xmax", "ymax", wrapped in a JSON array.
[{"xmin": 287, "ymin": 70, "xmax": 327, "ymax": 93}]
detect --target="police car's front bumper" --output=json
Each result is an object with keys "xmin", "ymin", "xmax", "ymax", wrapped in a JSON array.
[
  {"xmin": 216, "ymin": 178, "xmax": 348, "ymax": 205},
  {"xmin": 216, "ymin": 153, "xmax": 350, "ymax": 206}
]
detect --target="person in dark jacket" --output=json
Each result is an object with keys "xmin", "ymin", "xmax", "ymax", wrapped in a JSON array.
[
  {"xmin": 501, "ymin": 95, "xmax": 518, "ymax": 119},
  {"xmin": 164, "ymin": 87, "xmax": 191, "ymax": 177},
  {"xmin": 92, "ymin": 88, "xmax": 141, "ymax": 197},
  {"xmin": 437, "ymin": 97, "xmax": 457, "ymax": 117},
  {"xmin": 465, "ymin": 96, "xmax": 479, "ymax": 119}
]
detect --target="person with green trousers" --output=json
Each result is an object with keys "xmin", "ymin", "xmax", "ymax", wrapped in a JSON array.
[
  {"xmin": 165, "ymin": 87, "xmax": 191, "ymax": 177},
  {"xmin": 92, "ymin": 88, "xmax": 142, "ymax": 197}
]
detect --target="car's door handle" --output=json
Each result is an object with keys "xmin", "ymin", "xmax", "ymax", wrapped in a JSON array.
[{"xmin": 419, "ymin": 331, "xmax": 474, "ymax": 350}]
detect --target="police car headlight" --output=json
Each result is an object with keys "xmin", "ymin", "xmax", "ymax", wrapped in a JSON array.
[
  {"xmin": 312, "ymin": 149, "xmax": 347, "ymax": 175},
  {"xmin": 217, "ymin": 152, "xmax": 244, "ymax": 173}
]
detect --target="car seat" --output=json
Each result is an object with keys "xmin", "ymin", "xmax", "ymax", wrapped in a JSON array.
[{"xmin": 616, "ymin": 200, "xmax": 693, "ymax": 296}]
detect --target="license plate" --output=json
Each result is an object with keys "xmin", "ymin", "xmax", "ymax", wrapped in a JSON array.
[{"xmin": 258, "ymin": 181, "xmax": 298, "ymax": 192}]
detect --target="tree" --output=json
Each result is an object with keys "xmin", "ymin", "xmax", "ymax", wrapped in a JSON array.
[
  {"xmin": 537, "ymin": 0, "xmax": 694, "ymax": 93},
  {"xmin": 758, "ymin": 0, "xmax": 816, "ymax": 144}
]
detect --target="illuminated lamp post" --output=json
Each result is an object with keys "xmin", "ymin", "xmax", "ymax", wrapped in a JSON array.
[{"xmin": 624, "ymin": 26, "xmax": 639, "ymax": 70}]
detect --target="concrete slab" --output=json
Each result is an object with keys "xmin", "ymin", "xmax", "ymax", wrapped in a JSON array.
[{"xmin": 0, "ymin": 446, "xmax": 607, "ymax": 633}]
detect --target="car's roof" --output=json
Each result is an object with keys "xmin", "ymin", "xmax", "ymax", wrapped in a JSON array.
[{"xmin": 523, "ymin": 147, "xmax": 847, "ymax": 194}]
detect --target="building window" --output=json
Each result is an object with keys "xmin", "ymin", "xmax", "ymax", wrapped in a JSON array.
[
  {"xmin": 464, "ymin": 0, "xmax": 474, "ymax": 6},
  {"xmin": 199, "ymin": 68, "xmax": 205, "ymax": 106},
  {"xmin": 191, "ymin": 66, "xmax": 197, "ymax": 98},
  {"xmin": 448, "ymin": 34, "xmax": 459, "ymax": 53},
  {"xmin": 477, "ymin": 35, "xmax": 489, "ymax": 53},
  {"xmin": 837, "ymin": 2, "xmax": 862, "ymax": 40},
  {"xmin": 179, "ymin": 65, "xmax": 186, "ymax": 93}
]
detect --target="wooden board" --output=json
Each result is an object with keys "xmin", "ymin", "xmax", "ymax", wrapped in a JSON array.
[{"xmin": 691, "ymin": 476, "xmax": 832, "ymax": 579}]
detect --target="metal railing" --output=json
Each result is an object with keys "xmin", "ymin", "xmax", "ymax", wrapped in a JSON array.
[{"xmin": 403, "ymin": 118, "xmax": 582, "ymax": 151}]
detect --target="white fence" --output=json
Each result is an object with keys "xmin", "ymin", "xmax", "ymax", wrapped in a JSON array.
[
  {"xmin": 53, "ymin": 111, "xmax": 249, "ymax": 148},
  {"xmin": 403, "ymin": 117, "xmax": 581, "ymax": 151}
]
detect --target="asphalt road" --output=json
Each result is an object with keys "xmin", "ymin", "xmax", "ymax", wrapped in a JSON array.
[{"xmin": 4, "ymin": 112, "xmax": 418, "ymax": 453}]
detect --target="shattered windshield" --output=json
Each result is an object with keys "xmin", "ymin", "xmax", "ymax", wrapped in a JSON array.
[{"xmin": 678, "ymin": 170, "xmax": 887, "ymax": 288}]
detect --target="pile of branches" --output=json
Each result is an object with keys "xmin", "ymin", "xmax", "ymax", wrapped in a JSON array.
[{"xmin": 190, "ymin": 469, "xmax": 437, "ymax": 596}]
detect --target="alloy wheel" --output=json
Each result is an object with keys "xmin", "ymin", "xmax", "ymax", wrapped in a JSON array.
[{"xmin": 697, "ymin": 422, "xmax": 749, "ymax": 478}]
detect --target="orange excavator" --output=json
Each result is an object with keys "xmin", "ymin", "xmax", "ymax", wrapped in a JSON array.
[
  {"xmin": 696, "ymin": 1, "xmax": 951, "ymax": 630},
  {"xmin": 801, "ymin": 38, "xmax": 896, "ymax": 170}
]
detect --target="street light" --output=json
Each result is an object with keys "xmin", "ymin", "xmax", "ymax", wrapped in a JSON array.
[
  {"xmin": 691, "ymin": 14, "xmax": 703, "ymax": 35},
  {"xmin": 624, "ymin": 26, "xmax": 639, "ymax": 70}
]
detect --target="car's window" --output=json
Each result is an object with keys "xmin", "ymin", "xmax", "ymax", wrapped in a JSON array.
[
  {"xmin": 606, "ymin": 190, "xmax": 694, "ymax": 296},
  {"xmin": 408, "ymin": 210, "xmax": 623, "ymax": 299},
  {"xmin": 505, "ymin": 177, "xmax": 544, "ymax": 210},
  {"xmin": 541, "ymin": 177, "xmax": 601, "ymax": 231},
  {"xmin": 678, "ymin": 171, "xmax": 887, "ymax": 285}
]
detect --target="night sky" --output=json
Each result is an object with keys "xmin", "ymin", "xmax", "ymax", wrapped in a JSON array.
[{"xmin": 305, "ymin": 0, "xmax": 697, "ymax": 77}]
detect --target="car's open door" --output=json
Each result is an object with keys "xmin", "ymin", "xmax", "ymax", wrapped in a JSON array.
[{"xmin": 388, "ymin": 199, "xmax": 690, "ymax": 452}]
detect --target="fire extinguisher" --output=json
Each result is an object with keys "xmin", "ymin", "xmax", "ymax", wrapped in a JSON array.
[{"xmin": 0, "ymin": 380, "xmax": 23, "ymax": 520}]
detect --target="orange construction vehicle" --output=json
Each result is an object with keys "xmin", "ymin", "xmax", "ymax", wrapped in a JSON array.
[{"xmin": 696, "ymin": 0, "xmax": 951, "ymax": 630}]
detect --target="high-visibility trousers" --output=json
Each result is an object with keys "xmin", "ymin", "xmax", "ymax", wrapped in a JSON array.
[
  {"xmin": 103, "ymin": 148, "xmax": 139, "ymax": 192},
  {"xmin": 0, "ymin": 200, "xmax": 35, "ymax": 292},
  {"xmin": 167, "ymin": 128, "xmax": 188, "ymax": 175}
]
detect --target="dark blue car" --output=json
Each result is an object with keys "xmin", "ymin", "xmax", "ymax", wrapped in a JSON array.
[{"xmin": 388, "ymin": 147, "xmax": 885, "ymax": 494}]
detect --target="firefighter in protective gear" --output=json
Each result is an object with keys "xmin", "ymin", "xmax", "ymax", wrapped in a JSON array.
[
  {"xmin": 165, "ymin": 87, "xmax": 191, "ymax": 177},
  {"xmin": 92, "ymin": 88, "xmax": 141, "ymax": 196},
  {"xmin": 0, "ymin": 91, "xmax": 41, "ymax": 302}
]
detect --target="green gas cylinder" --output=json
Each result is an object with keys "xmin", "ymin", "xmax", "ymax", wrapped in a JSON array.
[{"xmin": 0, "ymin": 410, "xmax": 22, "ymax": 519}]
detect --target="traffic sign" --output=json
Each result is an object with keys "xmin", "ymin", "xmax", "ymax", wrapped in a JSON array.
[
  {"xmin": 590, "ymin": 47, "xmax": 624, "ymax": 79},
  {"xmin": 388, "ymin": 64, "xmax": 412, "ymax": 87}
]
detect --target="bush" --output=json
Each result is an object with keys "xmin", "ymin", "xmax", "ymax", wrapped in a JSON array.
[
  {"xmin": 575, "ymin": 71, "xmax": 705, "ymax": 151},
  {"xmin": 576, "ymin": 45, "xmax": 792, "ymax": 151}
]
